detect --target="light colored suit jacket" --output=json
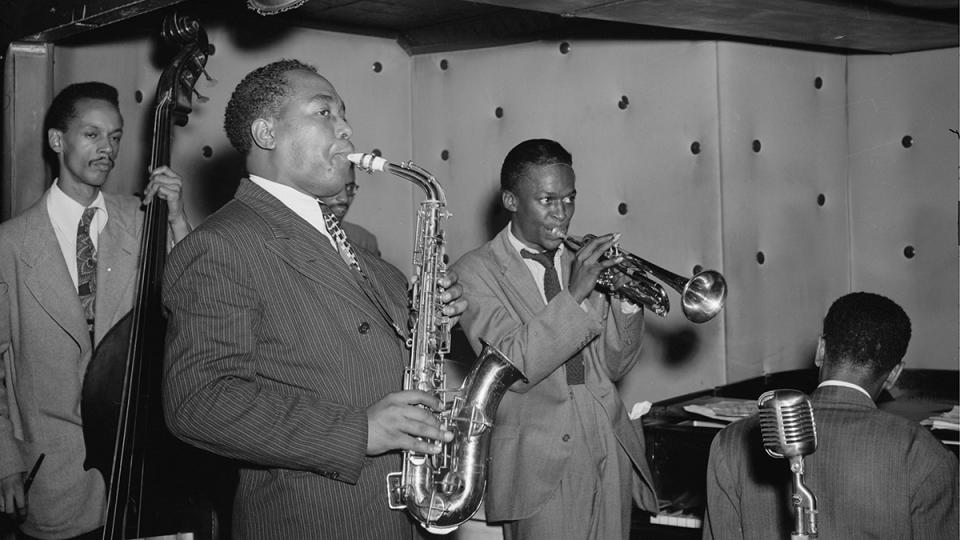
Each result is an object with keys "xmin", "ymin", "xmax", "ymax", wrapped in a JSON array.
[
  {"xmin": 451, "ymin": 226, "xmax": 658, "ymax": 521},
  {"xmin": 0, "ymin": 190, "xmax": 142, "ymax": 537},
  {"xmin": 162, "ymin": 179, "xmax": 416, "ymax": 540},
  {"xmin": 703, "ymin": 385, "xmax": 960, "ymax": 540}
]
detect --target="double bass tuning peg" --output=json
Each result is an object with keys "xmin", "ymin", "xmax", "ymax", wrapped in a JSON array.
[
  {"xmin": 192, "ymin": 88, "xmax": 209, "ymax": 104},
  {"xmin": 201, "ymin": 66, "xmax": 216, "ymax": 85}
]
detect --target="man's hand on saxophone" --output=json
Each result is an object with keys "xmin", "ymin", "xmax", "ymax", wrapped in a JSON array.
[
  {"xmin": 365, "ymin": 390, "xmax": 455, "ymax": 456},
  {"xmin": 366, "ymin": 268, "xmax": 464, "ymax": 457},
  {"xmin": 438, "ymin": 269, "xmax": 467, "ymax": 323}
]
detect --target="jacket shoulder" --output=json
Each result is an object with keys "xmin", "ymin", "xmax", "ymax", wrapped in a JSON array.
[{"xmin": 452, "ymin": 238, "xmax": 500, "ymax": 275}]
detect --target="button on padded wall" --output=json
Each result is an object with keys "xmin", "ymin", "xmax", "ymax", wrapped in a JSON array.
[
  {"xmin": 848, "ymin": 49, "xmax": 959, "ymax": 370},
  {"xmin": 718, "ymin": 43, "xmax": 849, "ymax": 383},
  {"xmin": 413, "ymin": 41, "xmax": 727, "ymax": 402}
]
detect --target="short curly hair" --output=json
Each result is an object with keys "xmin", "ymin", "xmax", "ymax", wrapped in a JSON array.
[
  {"xmin": 500, "ymin": 138, "xmax": 572, "ymax": 193},
  {"xmin": 822, "ymin": 292, "xmax": 911, "ymax": 374},
  {"xmin": 45, "ymin": 82, "xmax": 119, "ymax": 133},
  {"xmin": 223, "ymin": 59, "xmax": 319, "ymax": 155}
]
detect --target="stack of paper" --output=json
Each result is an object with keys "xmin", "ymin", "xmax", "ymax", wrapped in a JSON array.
[
  {"xmin": 683, "ymin": 398, "xmax": 758, "ymax": 423},
  {"xmin": 920, "ymin": 405, "xmax": 960, "ymax": 432}
]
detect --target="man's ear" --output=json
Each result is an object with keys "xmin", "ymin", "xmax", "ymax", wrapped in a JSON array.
[
  {"xmin": 814, "ymin": 336, "xmax": 825, "ymax": 368},
  {"xmin": 501, "ymin": 190, "xmax": 517, "ymax": 213},
  {"xmin": 250, "ymin": 118, "xmax": 276, "ymax": 150},
  {"xmin": 48, "ymin": 129, "xmax": 63, "ymax": 153},
  {"xmin": 883, "ymin": 361, "xmax": 905, "ymax": 391}
]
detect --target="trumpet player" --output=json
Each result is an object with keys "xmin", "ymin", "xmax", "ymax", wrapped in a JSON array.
[{"xmin": 451, "ymin": 138, "xmax": 658, "ymax": 540}]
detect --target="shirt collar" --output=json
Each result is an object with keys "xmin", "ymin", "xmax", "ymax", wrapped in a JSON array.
[
  {"xmin": 47, "ymin": 180, "xmax": 107, "ymax": 232},
  {"xmin": 506, "ymin": 222, "xmax": 565, "ymax": 260},
  {"xmin": 817, "ymin": 379, "xmax": 872, "ymax": 400}
]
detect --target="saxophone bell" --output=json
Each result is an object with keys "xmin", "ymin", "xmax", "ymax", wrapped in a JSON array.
[{"xmin": 355, "ymin": 151, "xmax": 527, "ymax": 533}]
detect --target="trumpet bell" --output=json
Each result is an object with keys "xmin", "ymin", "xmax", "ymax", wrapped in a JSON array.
[{"xmin": 681, "ymin": 270, "xmax": 727, "ymax": 323}]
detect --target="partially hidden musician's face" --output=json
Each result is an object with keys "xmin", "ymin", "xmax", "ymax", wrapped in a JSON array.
[
  {"xmin": 504, "ymin": 162, "xmax": 576, "ymax": 252},
  {"xmin": 269, "ymin": 69, "xmax": 354, "ymax": 198},
  {"xmin": 48, "ymin": 98, "xmax": 123, "ymax": 198},
  {"xmin": 319, "ymin": 166, "xmax": 357, "ymax": 221}
]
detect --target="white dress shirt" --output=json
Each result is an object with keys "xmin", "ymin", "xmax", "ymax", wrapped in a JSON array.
[{"xmin": 46, "ymin": 181, "xmax": 107, "ymax": 290}]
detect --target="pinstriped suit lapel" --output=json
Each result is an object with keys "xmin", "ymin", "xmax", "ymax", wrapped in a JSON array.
[
  {"xmin": 20, "ymin": 198, "xmax": 88, "ymax": 350},
  {"xmin": 237, "ymin": 180, "xmax": 389, "ymax": 326}
]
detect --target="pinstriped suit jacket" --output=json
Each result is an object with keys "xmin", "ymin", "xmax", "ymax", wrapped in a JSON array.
[
  {"xmin": 0, "ymin": 189, "xmax": 142, "ymax": 537},
  {"xmin": 703, "ymin": 385, "xmax": 960, "ymax": 540},
  {"xmin": 342, "ymin": 221, "xmax": 380, "ymax": 258},
  {"xmin": 451, "ymin": 227, "xmax": 658, "ymax": 521},
  {"xmin": 162, "ymin": 179, "xmax": 417, "ymax": 540}
]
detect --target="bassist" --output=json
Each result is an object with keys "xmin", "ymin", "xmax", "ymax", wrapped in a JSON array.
[{"xmin": 0, "ymin": 81, "xmax": 190, "ymax": 540}]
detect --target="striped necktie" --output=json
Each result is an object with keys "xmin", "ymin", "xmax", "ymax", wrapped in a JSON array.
[
  {"xmin": 77, "ymin": 207, "xmax": 97, "ymax": 338},
  {"xmin": 521, "ymin": 248, "xmax": 585, "ymax": 385},
  {"xmin": 320, "ymin": 203, "xmax": 365, "ymax": 277}
]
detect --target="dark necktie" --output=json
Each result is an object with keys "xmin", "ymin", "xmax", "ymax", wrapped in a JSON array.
[
  {"xmin": 320, "ymin": 203, "xmax": 365, "ymax": 278},
  {"xmin": 77, "ymin": 207, "xmax": 97, "ymax": 338},
  {"xmin": 521, "ymin": 248, "xmax": 585, "ymax": 385}
]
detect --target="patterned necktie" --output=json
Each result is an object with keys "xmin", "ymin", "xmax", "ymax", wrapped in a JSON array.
[
  {"xmin": 521, "ymin": 248, "xmax": 585, "ymax": 385},
  {"xmin": 320, "ymin": 203, "xmax": 365, "ymax": 277},
  {"xmin": 77, "ymin": 207, "xmax": 97, "ymax": 338}
]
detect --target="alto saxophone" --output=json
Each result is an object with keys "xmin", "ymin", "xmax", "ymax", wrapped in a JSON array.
[{"xmin": 348, "ymin": 152, "xmax": 528, "ymax": 534}]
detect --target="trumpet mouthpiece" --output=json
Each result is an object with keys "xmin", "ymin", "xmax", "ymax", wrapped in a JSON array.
[{"xmin": 550, "ymin": 227, "xmax": 567, "ymax": 239}]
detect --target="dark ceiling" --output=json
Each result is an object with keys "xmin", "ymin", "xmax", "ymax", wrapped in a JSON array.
[{"xmin": 0, "ymin": 0, "xmax": 957, "ymax": 56}]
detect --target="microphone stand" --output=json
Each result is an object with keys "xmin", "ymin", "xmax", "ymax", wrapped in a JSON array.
[{"xmin": 788, "ymin": 455, "xmax": 818, "ymax": 539}]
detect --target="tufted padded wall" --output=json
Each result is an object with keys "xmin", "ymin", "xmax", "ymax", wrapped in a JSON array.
[
  {"xmin": 413, "ymin": 40, "xmax": 727, "ymax": 403},
  {"xmin": 717, "ymin": 43, "xmax": 850, "ymax": 383},
  {"xmin": 847, "ymin": 48, "xmax": 959, "ymax": 371},
  {"xmin": 25, "ymin": 20, "xmax": 956, "ymax": 405},
  {"xmin": 54, "ymin": 23, "xmax": 418, "ymax": 271}
]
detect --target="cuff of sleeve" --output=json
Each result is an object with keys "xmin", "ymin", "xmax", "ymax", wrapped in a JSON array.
[
  {"xmin": 618, "ymin": 298, "xmax": 642, "ymax": 315},
  {"xmin": 321, "ymin": 408, "xmax": 369, "ymax": 484}
]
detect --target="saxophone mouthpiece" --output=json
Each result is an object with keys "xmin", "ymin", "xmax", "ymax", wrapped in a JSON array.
[{"xmin": 348, "ymin": 152, "xmax": 388, "ymax": 173}]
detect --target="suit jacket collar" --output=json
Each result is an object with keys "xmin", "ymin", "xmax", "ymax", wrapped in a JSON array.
[
  {"xmin": 20, "ymin": 191, "xmax": 139, "ymax": 351},
  {"xmin": 488, "ymin": 226, "xmax": 576, "ymax": 312},
  {"xmin": 234, "ymin": 179, "xmax": 405, "ymax": 334},
  {"xmin": 95, "ymin": 192, "xmax": 140, "ymax": 340},
  {"xmin": 812, "ymin": 384, "xmax": 878, "ymax": 409}
]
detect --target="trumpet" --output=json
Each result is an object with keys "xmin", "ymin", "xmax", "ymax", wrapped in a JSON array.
[{"xmin": 556, "ymin": 230, "xmax": 727, "ymax": 323}]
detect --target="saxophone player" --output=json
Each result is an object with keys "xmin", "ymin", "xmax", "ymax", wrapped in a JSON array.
[
  {"xmin": 451, "ymin": 138, "xmax": 659, "ymax": 540},
  {"xmin": 160, "ymin": 59, "xmax": 466, "ymax": 540}
]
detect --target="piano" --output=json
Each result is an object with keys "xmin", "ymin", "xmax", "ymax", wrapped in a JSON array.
[{"xmin": 630, "ymin": 368, "xmax": 959, "ymax": 539}]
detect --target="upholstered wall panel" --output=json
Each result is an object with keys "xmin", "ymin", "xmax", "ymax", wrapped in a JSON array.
[
  {"xmin": 412, "ymin": 40, "xmax": 727, "ymax": 403},
  {"xmin": 847, "ymin": 48, "xmax": 959, "ymax": 370},
  {"xmin": 35, "ymin": 21, "xmax": 957, "ymax": 403},
  {"xmin": 717, "ymin": 43, "xmax": 850, "ymax": 383},
  {"xmin": 54, "ymin": 39, "xmax": 158, "ymax": 204},
  {"xmin": 54, "ymin": 24, "xmax": 417, "ymax": 271}
]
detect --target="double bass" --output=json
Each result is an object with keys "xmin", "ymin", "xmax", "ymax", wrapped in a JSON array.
[{"xmin": 81, "ymin": 13, "xmax": 221, "ymax": 540}]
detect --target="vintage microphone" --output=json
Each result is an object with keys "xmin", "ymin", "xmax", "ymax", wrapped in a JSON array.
[{"xmin": 758, "ymin": 389, "xmax": 819, "ymax": 540}]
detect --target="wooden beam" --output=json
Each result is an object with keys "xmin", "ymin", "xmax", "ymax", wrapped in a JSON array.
[{"xmin": 2, "ymin": 0, "xmax": 188, "ymax": 47}]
